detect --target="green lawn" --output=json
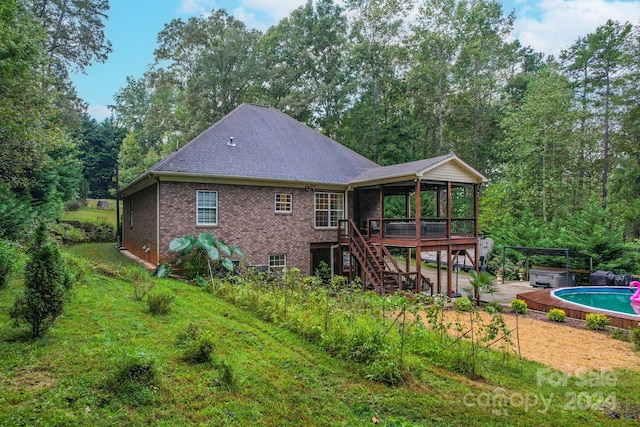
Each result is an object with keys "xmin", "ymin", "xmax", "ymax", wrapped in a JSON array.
[
  {"xmin": 1, "ymin": 245, "xmax": 639, "ymax": 426},
  {"xmin": 61, "ymin": 201, "xmax": 119, "ymax": 227}
]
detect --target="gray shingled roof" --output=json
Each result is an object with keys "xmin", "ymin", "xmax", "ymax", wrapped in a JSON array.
[{"xmin": 149, "ymin": 103, "xmax": 379, "ymax": 185}]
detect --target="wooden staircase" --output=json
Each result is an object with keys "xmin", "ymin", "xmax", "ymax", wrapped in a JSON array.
[{"xmin": 344, "ymin": 220, "xmax": 401, "ymax": 293}]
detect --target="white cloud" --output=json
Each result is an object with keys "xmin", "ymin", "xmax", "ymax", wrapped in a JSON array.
[
  {"xmin": 514, "ymin": 0, "xmax": 640, "ymax": 58},
  {"xmin": 240, "ymin": 0, "xmax": 306, "ymax": 21},
  {"xmin": 177, "ymin": 0, "xmax": 216, "ymax": 15},
  {"xmin": 87, "ymin": 105, "xmax": 113, "ymax": 122},
  {"xmin": 231, "ymin": 7, "xmax": 266, "ymax": 31}
]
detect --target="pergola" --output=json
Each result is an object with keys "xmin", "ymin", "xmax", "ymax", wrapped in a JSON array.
[{"xmin": 501, "ymin": 246, "xmax": 592, "ymax": 286}]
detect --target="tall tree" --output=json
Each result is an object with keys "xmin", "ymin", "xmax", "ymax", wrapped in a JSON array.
[
  {"xmin": 31, "ymin": 0, "xmax": 112, "ymax": 74},
  {"xmin": 256, "ymin": 0, "xmax": 350, "ymax": 138},
  {"xmin": 79, "ymin": 115, "xmax": 126, "ymax": 198},
  {"xmin": 344, "ymin": 0, "xmax": 413, "ymax": 163},
  {"xmin": 499, "ymin": 67, "xmax": 579, "ymax": 223},
  {"xmin": 409, "ymin": 0, "xmax": 462, "ymax": 157},
  {"xmin": 0, "ymin": 0, "xmax": 48, "ymax": 187},
  {"xmin": 154, "ymin": 9, "xmax": 261, "ymax": 141},
  {"xmin": 609, "ymin": 23, "xmax": 640, "ymax": 239},
  {"xmin": 561, "ymin": 20, "xmax": 632, "ymax": 207},
  {"xmin": 452, "ymin": 0, "xmax": 515, "ymax": 170}
]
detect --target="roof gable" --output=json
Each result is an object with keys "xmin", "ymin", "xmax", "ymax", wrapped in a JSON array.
[
  {"xmin": 350, "ymin": 154, "xmax": 487, "ymax": 186},
  {"xmin": 149, "ymin": 103, "xmax": 379, "ymax": 185}
]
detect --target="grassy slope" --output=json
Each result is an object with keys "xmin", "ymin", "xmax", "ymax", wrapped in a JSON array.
[
  {"xmin": 60, "ymin": 202, "xmax": 118, "ymax": 227},
  {"xmin": 1, "ymin": 248, "xmax": 639, "ymax": 426}
]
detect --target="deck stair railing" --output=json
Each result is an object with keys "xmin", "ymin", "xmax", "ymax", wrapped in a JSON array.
[{"xmin": 343, "ymin": 219, "xmax": 401, "ymax": 292}]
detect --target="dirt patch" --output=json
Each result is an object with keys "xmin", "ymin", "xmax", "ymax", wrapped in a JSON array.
[
  {"xmin": 434, "ymin": 309, "xmax": 640, "ymax": 374},
  {"xmin": 10, "ymin": 366, "xmax": 57, "ymax": 391}
]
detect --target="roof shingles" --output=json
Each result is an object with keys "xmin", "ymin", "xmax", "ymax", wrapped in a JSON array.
[{"xmin": 151, "ymin": 103, "xmax": 379, "ymax": 185}]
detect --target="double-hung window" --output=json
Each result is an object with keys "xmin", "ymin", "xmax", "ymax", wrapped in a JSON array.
[
  {"xmin": 314, "ymin": 192, "xmax": 344, "ymax": 228},
  {"xmin": 269, "ymin": 254, "xmax": 286, "ymax": 271},
  {"xmin": 274, "ymin": 193, "xmax": 292, "ymax": 213},
  {"xmin": 196, "ymin": 190, "xmax": 218, "ymax": 225}
]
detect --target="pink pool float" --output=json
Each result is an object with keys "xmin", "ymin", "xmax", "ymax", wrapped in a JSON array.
[{"xmin": 630, "ymin": 281, "xmax": 640, "ymax": 315}]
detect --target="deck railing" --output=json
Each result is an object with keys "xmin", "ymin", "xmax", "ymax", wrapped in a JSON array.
[{"xmin": 360, "ymin": 217, "xmax": 476, "ymax": 240}]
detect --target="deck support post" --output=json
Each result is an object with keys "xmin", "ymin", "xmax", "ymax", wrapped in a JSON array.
[{"xmin": 415, "ymin": 179, "xmax": 422, "ymax": 294}]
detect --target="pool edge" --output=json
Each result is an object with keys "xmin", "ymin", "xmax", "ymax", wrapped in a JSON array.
[{"xmin": 517, "ymin": 288, "xmax": 640, "ymax": 329}]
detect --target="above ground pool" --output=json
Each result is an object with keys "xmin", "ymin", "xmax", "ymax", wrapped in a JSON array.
[{"xmin": 551, "ymin": 286, "xmax": 640, "ymax": 317}]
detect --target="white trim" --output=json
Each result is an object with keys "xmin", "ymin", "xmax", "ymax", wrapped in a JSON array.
[
  {"xmin": 274, "ymin": 193, "xmax": 293, "ymax": 214},
  {"xmin": 196, "ymin": 190, "xmax": 218, "ymax": 226},
  {"xmin": 314, "ymin": 191, "xmax": 344, "ymax": 229},
  {"xmin": 268, "ymin": 253, "xmax": 287, "ymax": 270}
]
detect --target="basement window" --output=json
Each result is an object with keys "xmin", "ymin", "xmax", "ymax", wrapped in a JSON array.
[{"xmin": 269, "ymin": 253, "xmax": 286, "ymax": 271}]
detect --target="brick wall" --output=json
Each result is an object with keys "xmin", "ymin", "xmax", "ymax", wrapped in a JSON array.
[
  {"xmin": 122, "ymin": 183, "xmax": 158, "ymax": 264},
  {"xmin": 158, "ymin": 182, "xmax": 340, "ymax": 275}
]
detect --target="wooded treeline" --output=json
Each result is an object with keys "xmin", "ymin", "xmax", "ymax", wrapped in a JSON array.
[
  {"xmin": 1, "ymin": 0, "xmax": 639, "ymax": 271},
  {"xmin": 0, "ymin": 0, "xmax": 123, "ymax": 240}
]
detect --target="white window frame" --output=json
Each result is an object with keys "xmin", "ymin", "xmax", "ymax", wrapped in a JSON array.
[
  {"xmin": 314, "ymin": 192, "xmax": 344, "ymax": 229},
  {"xmin": 274, "ymin": 193, "xmax": 292, "ymax": 214},
  {"xmin": 196, "ymin": 190, "xmax": 218, "ymax": 226},
  {"xmin": 268, "ymin": 253, "xmax": 286, "ymax": 271}
]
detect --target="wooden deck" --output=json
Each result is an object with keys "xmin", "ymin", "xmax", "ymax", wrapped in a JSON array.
[{"xmin": 517, "ymin": 289, "xmax": 640, "ymax": 329}]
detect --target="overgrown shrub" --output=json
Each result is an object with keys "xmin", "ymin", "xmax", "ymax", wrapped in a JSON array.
[
  {"xmin": 80, "ymin": 219, "xmax": 115, "ymax": 242},
  {"xmin": 365, "ymin": 349, "xmax": 404, "ymax": 386},
  {"xmin": 50, "ymin": 222, "xmax": 88, "ymax": 244},
  {"xmin": 108, "ymin": 351, "xmax": 159, "ymax": 405},
  {"xmin": 510, "ymin": 299, "xmax": 528, "ymax": 315},
  {"xmin": 121, "ymin": 265, "xmax": 155, "ymax": 301},
  {"xmin": 0, "ymin": 239, "xmax": 18, "ymax": 289},
  {"xmin": 10, "ymin": 223, "xmax": 73, "ymax": 338},
  {"xmin": 64, "ymin": 200, "xmax": 82, "ymax": 211},
  {"xmin": 547, "ymin": 308, "xmax": 566, "ymax": 322},
  {"xmin": 147, "ymin": 289, "xmax": 175, "ymax": 315},
  {"xmin": 175, "ymin": 322, "xmax": 216, "ymax": 363},
  {"xmin": 454, "ymin": 297, "xmax": 473, "ymax": 312},
  {"xmin": 585, "ymin": 313, "xmax": 610, "ymax": 330}
]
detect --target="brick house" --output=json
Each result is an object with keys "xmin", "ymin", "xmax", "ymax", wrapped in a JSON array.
[{"xmin": 121, "ymin": 103, "xmax": 487, "ymax": 295}]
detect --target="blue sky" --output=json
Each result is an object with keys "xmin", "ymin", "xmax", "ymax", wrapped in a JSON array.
[{"xmin": 72, "ymin": 0, "xmax": 640, "ymax": 121}]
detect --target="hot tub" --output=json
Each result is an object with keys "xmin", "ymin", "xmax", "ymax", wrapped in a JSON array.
[{"xmin": 529, "ymin": 268, "xmax": 575, "ymax": 288}]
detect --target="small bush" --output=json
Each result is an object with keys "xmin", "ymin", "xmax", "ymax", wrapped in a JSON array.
[
  {"xmin": 364, "ymin": 349, "xmax": 405, "ymax": 386},
  {"xmin": 175, "ymin": 322, "xmax": 216, "ymax": 363},
  {"xmin": 122, "ymin": 265, "xmax": 155, "ymax": 301},
  {"xmin": 547, "ymin": 308, "xmax": 566, "ymax": 322},
  {"xmin": 510, "ymin": 299, "xmax": 528, "ymax": 315},
  {"xmin": 585, "ymin": 313, "xmax": 610, "ymax": 331},
  {"xmin": 454, "ymin": 297, "xmax": 473, "ymax": 312},
  {"xmin": 630, "ymin": 327, "xmax": 640, "ymax": 351},
  {"xmin": 11, "ymin": 223, "xmax": 73, "ymax": 339},
  {"xmin": 64, "ymin": 200, "xmax": 82, "ymax": 211},
  {"xmin": 132, "ymin": 281, "xmax": 156, "ymax": 301},
  {"xmin": 216, "ymin": 360, "xmax": 240, "ymax": 392},
  {"xmin": 108, "ymin": 351, "xmax": 159, "ymax": 405},
  {"xmin": 147, "ymin": 289, "xmax": 175, "ymax": 315},
  {"xmin": 609, "ymin": 327, "xmax": 629, "ymax": 342},
  {"xmin": 484, "ymin": 300, "xmax": 504, "ymax": 313},
  {"xmin": 80, "ymin": 219, "xmax": 115, "ymax": 243}
]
